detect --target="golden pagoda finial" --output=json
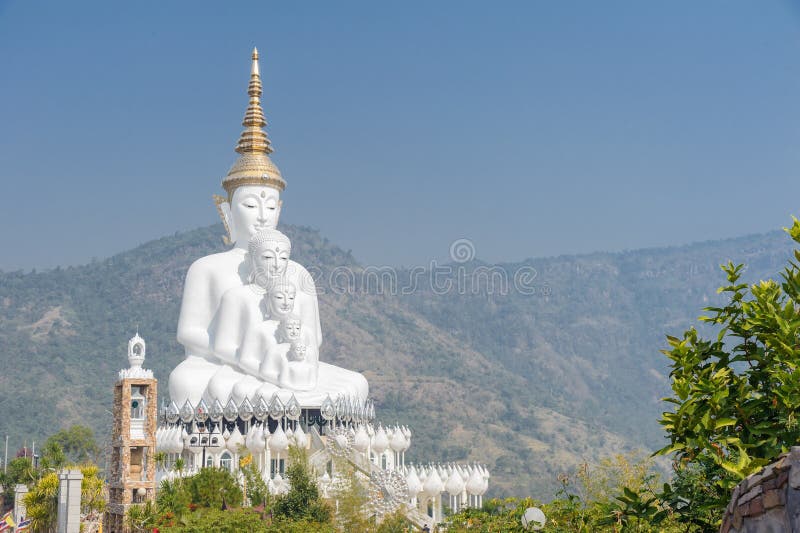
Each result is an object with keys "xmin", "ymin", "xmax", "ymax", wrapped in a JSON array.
[
  {"xmin": 221, "ymin": 48, "xmax": 285, "ymax": 197},
  {"xmin": 252, "ymin": 47, "xmax": 260, "ymax": 74},
  {"xmin": 235, "ymin": 47, "xmax": 272, "ymax": 155}
]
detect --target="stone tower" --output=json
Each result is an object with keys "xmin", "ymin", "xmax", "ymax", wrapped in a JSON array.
[{"xmin": 104, "ymin": 333, "xmax": 157, "ymax": 533}]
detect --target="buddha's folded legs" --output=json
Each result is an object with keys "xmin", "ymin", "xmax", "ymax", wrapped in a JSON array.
[
  {"xmin": 193, "ymin": 361, "xmax": 369, "ymax": 408},
  {"xmin": 314, "ymin": 362, "xmax": 369, "ymax": 400},
  {"xmin": 168, "ymin": 356, "xmax": 220, "ymax": 407},
  {"xmin": 204, "ymin": 364, "xmax": 244, "ymax": 405},
  {"xmin": 232, "ymin": 374, "xmax": 273, "ymax": 405}
]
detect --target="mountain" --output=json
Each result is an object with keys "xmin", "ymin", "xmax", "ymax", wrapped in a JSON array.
[{"xmin": 0, "ymin": 224, "xmax": 794, "ymax": 497}]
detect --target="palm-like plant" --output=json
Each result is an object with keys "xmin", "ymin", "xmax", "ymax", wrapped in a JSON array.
[
  {"xmin": 156, "ymin": 478, "xmax": 191, "ymax": 517},
  {"xmin": 79, "ymin": 464, "xmax": 107, "ymax": 518},
  {"xmin": 153, "ymin": 451, "xmax": 167, "ymax": 471},
  {"xmin": 125, "ymin": 500, "xmax": 158, "ymax": 533},
  {"xmin": 23, "ymin": 472, "xmax": 59, "ymax": 533}
]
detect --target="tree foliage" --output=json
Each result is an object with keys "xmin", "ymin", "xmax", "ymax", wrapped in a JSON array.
[
  {"xmin": 43, "ymin": 425, "xmax": 100, "ymax": 465},
  {"xmin": 156, "ymin": 478, "xmax": 192, "ymax": 518},
  {"xmin": 186, "ymin": 467, "xmax": 243, "ymax": 509},
  {"xmin": 657, "ymin": 218, "xmax": 800, "ymax": 527},
  {"xmin": 23, "ymin": 472, "xmax": 59, "ymax": 533},
  {"xmin": 272, "ymin": 446, "xmax": 332, "ymax": 524},
  {"xmin": 444, "ymin": 497, "xmax": 540, "ymax": 532},
  {"xmin": 39, "ymin": 441, "xmax": 66, "ymax": 471},
  {"xmin": 125, "ymin": 500, "xmax": 158, "ymax": 533},
  {"xmin": 329, "ymin": 458, "xmax": 372, "ymax": 532},
  {"xmin": 155, "ymin": 507, "xmax": 335, "ymax": 533},
  {"xmin": 0, "ymin": 457, "xmax": 35, "ymax": 512},
  {"xmin": 20, "ymin": 462, "xmax": 105, "ymax": 533},
  {"xmin": 239, "ymin": 454, "xmax": 269, "ymax": 508}
]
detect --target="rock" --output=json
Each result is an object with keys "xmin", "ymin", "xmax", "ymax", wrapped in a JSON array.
[{"xmin": 721, "ymin": 453, "xmax": 800, "ymax": 532}]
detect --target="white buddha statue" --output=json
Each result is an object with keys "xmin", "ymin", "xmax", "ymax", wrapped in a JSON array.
[
  {"xmin": 209, "ymin": 229, "xmax": 315, "ymax": 391},
  {"xmin": 276, "ymin": 315, "xmax": 316, "ymax": 391},
  {"xmin": 168, "ymin": 48, "xmax": 367, "ymax": 408},
  {"xmin": 210, "ymin": 229, "xmax": 311, "ymax": 379}
]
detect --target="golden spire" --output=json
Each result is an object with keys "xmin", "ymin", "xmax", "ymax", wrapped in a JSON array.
[
  {"xmin": 221, "ymin": 48, "xmax": 285, "ymax": 196},
  {"xmin": 235, "ymin": 48, "xmax": 273, "ymax": 155}
]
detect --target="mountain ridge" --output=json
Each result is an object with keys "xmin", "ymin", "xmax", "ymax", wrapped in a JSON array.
[{"xmin": 1, "ymin": 225, "xmax": 787, "ymax": 275}]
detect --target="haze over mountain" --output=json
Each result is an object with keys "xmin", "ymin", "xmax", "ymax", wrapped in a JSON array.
[{"xmin": 0, "ymin": 223, "xmax": 794, "ymax": 497}]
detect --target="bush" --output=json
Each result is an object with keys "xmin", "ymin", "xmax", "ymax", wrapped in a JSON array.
[{"xmin": 187, "ymin": 467, "xmax": 243, "ymax": 509}]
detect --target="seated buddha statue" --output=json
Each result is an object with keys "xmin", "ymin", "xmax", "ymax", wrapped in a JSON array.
[
  {"xmin": 206, "ymin": 229, "xmax": 365, "ymax": 403},
  {"xmin": 168, "ymin": 49, "xmax": 367, "ymax": 408},
  {"xmin": 275, "ymin": 315, "xmax": 316, "ymax": 391},
  {"xmin": 209, "ymin": 229, "xmax": 316, "ymax": 391}
]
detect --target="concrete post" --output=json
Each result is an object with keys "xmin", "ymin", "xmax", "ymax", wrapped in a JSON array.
[
  {"xmin": 57, "ymin": 469, "xmax": 83, "ymax": 533},
  {"xmin": 13, "ymin": 484, "xmax": 28, "ymax": 524}
]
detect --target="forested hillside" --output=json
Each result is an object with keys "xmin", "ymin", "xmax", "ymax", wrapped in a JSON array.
[{"xmin": 0, "ymin": 223, "xmax": 794, "ymax": 497}]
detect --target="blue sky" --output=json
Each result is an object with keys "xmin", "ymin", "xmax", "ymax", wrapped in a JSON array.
[{"xmin": 1, "ymin": 1, "xmax": 799, "ymax": 270}]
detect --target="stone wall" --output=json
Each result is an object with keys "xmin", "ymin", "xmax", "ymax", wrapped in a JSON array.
[{"xmin": 720, "ymin": 447, "xmax": 800, "ymax": 532}]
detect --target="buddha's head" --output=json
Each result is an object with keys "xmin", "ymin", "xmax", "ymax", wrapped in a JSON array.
[
  {"xmin": 249, "ymin": 228, "xmax": 291, "ymax": 284},
  {"xmin": 277, "ymin": 314, "xmax": 302, "ymax": 343},
  {"xmin": 214, "ymin": 48, "xmax": 287, "ymax": 247},
  {"xmin": 266, "ymin": 279, "xmax": 297, "ymax": 319},
  {"xmin": 221, "ymin": 186, "xmax": 282, "ymax": 246}
]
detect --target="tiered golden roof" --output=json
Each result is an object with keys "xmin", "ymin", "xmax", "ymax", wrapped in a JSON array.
[{"xmin": 222, "ymin": 48, "xmax": 285, "ymax": 197}]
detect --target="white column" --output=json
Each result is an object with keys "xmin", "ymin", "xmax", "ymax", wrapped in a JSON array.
[
  {"xmin": 57, "ymin": 469, "xmax": 83, "ymax": 533},
  {"xmin": 14, "ymin": 484, "xmax": 28, "ymax": 524}
]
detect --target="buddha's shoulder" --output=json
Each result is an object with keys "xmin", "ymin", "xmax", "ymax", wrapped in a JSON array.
[
  {"xmin": 222, "ymin": 284, "xmax": 259, "ymax": 299},
  {"xmin": 187, "ymin": 250, "xmax": 245, "ymax": 275}
]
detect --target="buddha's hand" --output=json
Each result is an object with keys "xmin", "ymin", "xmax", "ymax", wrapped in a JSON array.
[{"xmin": 260, "ymin": 343, "xmax": 290, "ymax": 380}]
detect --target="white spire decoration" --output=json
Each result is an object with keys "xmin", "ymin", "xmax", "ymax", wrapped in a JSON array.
[{"xmin": 119, "ymin": 332, "xmax": 153, "ymax": 379}]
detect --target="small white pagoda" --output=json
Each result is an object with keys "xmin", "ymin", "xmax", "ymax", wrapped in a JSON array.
[{"xmin": 147, "ymin": 48, "xmax": 488, "ymax": 529}]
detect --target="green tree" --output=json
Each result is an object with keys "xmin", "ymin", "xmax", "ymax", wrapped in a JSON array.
[
  {"xmin": 329, "ymin": 458, "xmax": 371, "ymax": 532},
  {"xmin": 240, "ymin": 458, "xmax": 269, "ymax": 508},
  {"xmin": 44, "ymin": 425, "xmax": 100, "ymax": 464},
  {"xmin": 39, "ymin": 441, "xmax": 66, "ymax": 471},
  {"xmin": 0, "ymin": 457, "xmax": 35, "ymax": 512},
  {"xmin": 657, "ymin": 218, "xmax": 800, "ymax": 528},
  {"xmin": 156, "ymin": 478, "xmax": 192, "ymax": 517},
  {"xmin": 187, "ymin": 467, "xmax": 243, "ymax": 509},
  {"xmin": 272, "ymin": 446, "xmax": 332, "ymax": 524}
]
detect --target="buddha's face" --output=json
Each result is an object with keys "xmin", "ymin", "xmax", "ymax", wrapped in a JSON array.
[
  {"xmin": 280, "ymin": 318, "xmax": 302, "ymax": 341},
  {"xmin": 267, "ymin": 284, "xmax": 296, "ymax": 318},
  {"xmin": 230, "ymin": 185, "xmax": 281, "ymax": 245},
  {"xmin": 252, "ymin": 241, "xmax": 290, "ymax": 278},
  {"xmin": 292, "ymin": 343, "xmax": 307, "ymax": 361}
]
